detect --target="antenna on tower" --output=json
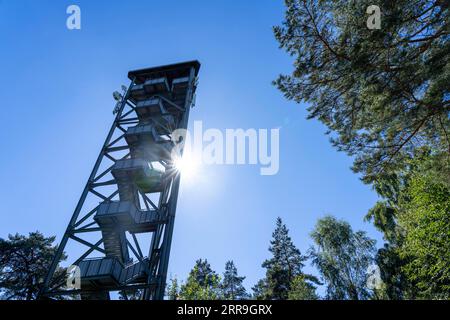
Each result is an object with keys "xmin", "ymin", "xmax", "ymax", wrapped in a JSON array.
[{"xmin": 112, "ymin": 89, "xmax": 123, "ymax": 114}]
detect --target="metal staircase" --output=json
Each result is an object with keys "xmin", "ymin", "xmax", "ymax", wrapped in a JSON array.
[{"xmin": 39, "ymin": 61, "xmax": 200, "ymax": 300}]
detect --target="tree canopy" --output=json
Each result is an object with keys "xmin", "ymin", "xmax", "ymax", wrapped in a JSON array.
[
  {"xmin": 310, "ymin": 216, "xmax": 376, "ymax": 300},
  {"xmin": 221, "ymin": 260, "xmax": 248, "ymax": 300},
  {"xmin": 166, "ymin": 276, "xmax": 180, "ymax": 300},
  {"xmin": 398, "ymin": 171, "xmax": 450, "ymax": 298},
  {"xmin": 253, "ymin": 217, "xmax": 318, "ymax": 299},
  {"xmin": 274, "ymin": 0, "xmax": 450, "ymax": 183},
  {"xmin": 364, "ymin": 152, "xmax": 450, "ymax": 299},
  {"xmin": 288, "ymin": 275, "xmax": 319, "ymax": 300},
  {"xmin": 179, "ymin": 259, "xmax": 221, "ymax": 300},
  {"xmin": 0, "ymin": 231, "xmax": 67, "ymax": 300}
]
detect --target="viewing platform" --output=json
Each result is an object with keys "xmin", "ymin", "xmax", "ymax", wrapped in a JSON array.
[
  {"xmin": 95, "ymin": 200, "xmax": 164, "ymax": 233},
  {"xmin": 78, "ymin": 257, "xmax": 149, "ymax": 290},
  {"xmin": 111, "ymin": 158, "xmax": 165, "ymax": 194}
]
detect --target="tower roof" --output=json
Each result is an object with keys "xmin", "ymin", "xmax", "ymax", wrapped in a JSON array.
[{"xmin": 128, "ymin": 60, "xmax": 201, "ymax": 84}]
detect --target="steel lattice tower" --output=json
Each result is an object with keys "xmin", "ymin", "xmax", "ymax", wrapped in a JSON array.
[{"xmin": 39, "ymin": 61, "xmax": 200, "ymax": 300}]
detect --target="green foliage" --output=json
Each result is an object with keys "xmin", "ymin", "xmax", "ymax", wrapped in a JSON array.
[
  {"xmin": 365, "ymin": 153, "xmax": 449, "ymax": 299},
  {"xmin": 0, "ymin": 231, "xmax": 67, "ymax": 300},
  {"xmin": 166, "ymin": 276, "xmax": 180, "ymax": 300},
  {"xmin": 365, "ymin": 199, "xmax": 412, "ymax": 299},
  {"xmin": 221, "ymin": 260, "xmax": 248, "ymax": 300},
  {"xmin": 366, "ymin": 202, "xmax": 398, "ymax": 244},
  {"xmin": 274, "ymin": 0, "xmax": 450, "ymax": 183},
  {"xmin": 398, "ymin": 173, "xmax": 450, "ymax": 299},
  {"xmin": 251, "ymin": 278, "xmax": 269, "ymax": 300},
  {"xmin": 253, "ymin": 217, "xmax": 317, "ymax": 299},
  {"xmin": 365, "ymin": 193, "xmax": 414, "ymax": 299},
  {"xmin": 373, "ymin": 244, "xmax": 413, "ymax": 299},
  {"xmin": 310, "ymin": 216, "xmax": 376, "ymax": 300},
  {"xmin": 179, "ymin": 259, "xmax": 222, "ymax": 300},
  {"xmin": 275, "ymin": 0, "xmax": 449, "ymax": 299},
  {"xmin": 288, "ymin": 275, "xmax": 319, "ymax": 300}
]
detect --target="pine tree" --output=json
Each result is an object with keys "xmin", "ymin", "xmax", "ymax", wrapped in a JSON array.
[
  {"xmin": 253, "ymin": 217, "xmax": 316, "ymax": 300},
  {"xmin": 288, "ymin": 275, "xmax": 319, "ymax": 300},
  {"xmin": 166, "ymin": 276, "xmax": 180, "ymax": 300},
  {"xmin": 0, "ymin": 231, "xmax": 67, "ymax": 300},
  {"xmin": 179, "ymin": 259, "xmax": 221, "ymax": 300},
  {"xmin": 252, "ymin": 278, "xmax": 269, "ymax": 300},
  {"xmin": 221, "ymin": 260, "xmax": 248, "ymax": 300},
  {"xmin": 274, "ymin": 0, "xmax": 449, "ymax": 184},
  {"xmin": 192, "ymin": 259, "xmax": 218, "ymax": 288}
]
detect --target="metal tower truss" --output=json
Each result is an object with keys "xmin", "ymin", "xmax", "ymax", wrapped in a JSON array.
[{"xmin": 40, "ymin": 61, "xmax": 201, "ymax": 300}]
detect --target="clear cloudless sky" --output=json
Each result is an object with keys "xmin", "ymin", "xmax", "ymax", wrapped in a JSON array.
[{"xmin": 0, "ymin": 0, "xmax": 382, "ymax": 294}]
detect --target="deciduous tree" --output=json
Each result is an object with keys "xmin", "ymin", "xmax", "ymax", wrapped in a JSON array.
[{"xmin": 310, "ymin": 216, "xmax": 376, "ymax": 300}]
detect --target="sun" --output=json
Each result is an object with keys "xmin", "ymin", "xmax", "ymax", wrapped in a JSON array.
[{"xmin": 173, "ymin": 151, "xmax": 200, "ymax": 181}]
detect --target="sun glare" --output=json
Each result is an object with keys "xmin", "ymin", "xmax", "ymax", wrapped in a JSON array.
[{"xmin": 173, "ymin": 151, "xmax": 200, "ymax": 181}]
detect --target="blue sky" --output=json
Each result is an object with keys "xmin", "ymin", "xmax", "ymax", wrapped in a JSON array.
[{"xmin": 0, "ymin": 0, "xmax": 382, "ymax": 294}]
